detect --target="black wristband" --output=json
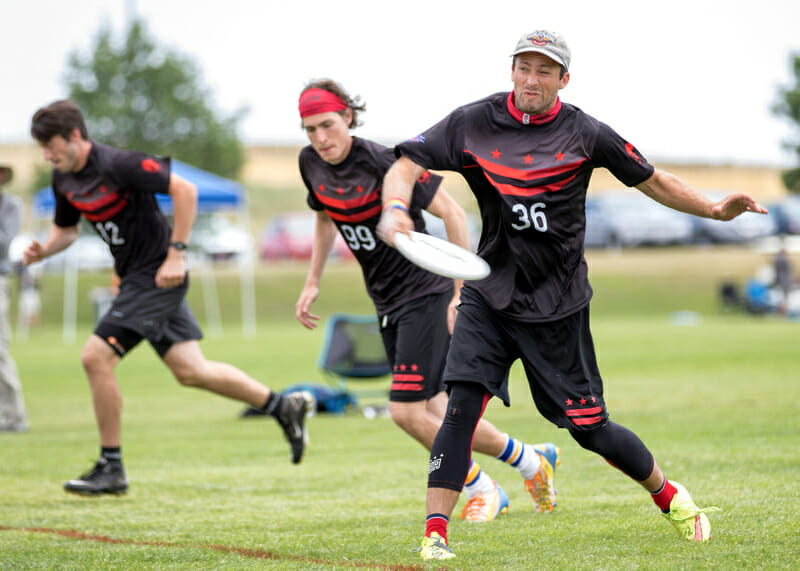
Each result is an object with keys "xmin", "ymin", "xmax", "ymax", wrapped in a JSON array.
[{"xmin": 169, "ymin": 241, "xmax": 188, "ymax": 251}]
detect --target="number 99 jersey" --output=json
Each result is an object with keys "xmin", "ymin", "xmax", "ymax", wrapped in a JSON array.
[
  {"xmin": 299, "ymin": 137, "xmax": 452, "ymax": 315},
  {"xmin": 395, "ymin": 92, "xmax": 655, "ymax": 323}
]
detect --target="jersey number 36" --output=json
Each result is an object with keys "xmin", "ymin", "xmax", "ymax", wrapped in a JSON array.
[{"xmin": 510, "ymin": 202, "xmax": 548, "ymax": 232}]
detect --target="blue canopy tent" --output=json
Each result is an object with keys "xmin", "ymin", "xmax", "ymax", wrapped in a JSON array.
[{"xmin": 32, "ymin": 160, "xmax": 256, "ymax": 341}]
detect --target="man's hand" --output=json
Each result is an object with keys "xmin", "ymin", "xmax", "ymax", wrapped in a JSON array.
[
  {"xmin": 295, "ymin": 285, "xmax": 321, "ymax": 330},
  {"xmin": 22, "ymin": 240, "xmax": 45, "ymax": 266},
  {"xmin": 154, "ymin": 251, "xmax": 187, "ymax": 288},
  {"xmin": 711, "ymin": 193, "xmax": 768, "ymax": 221},
  {"xmin": 376, "ymin": 207, "xmax": 414, "ymax": 247}
]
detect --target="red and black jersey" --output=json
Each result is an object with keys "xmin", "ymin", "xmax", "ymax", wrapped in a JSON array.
[
  {"xmin": 395, "ymin": 92, "xmax": 655, "ymax": 322},
  {"xmin": 51, "ymin": 142, "xmax": 172, "ymax": 282},
  {"xmin": 299, "ymin": 137, "xmax": 451, "ymax": 314}
]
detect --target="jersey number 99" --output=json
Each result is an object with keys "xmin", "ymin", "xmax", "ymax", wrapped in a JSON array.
[{"xmin": 340, "ymin": 224, "xmax": 376, "ymax": 251}]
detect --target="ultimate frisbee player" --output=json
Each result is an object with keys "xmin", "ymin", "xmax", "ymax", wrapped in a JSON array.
[
  {"xmin": 295, "ymin": 79, "xmax": 561, "ymax": 523},
  {"xmin": 377, "ymin": 30, "xmax": 767, "ymax": 559},
  {"xmin": 25, "ymin": 100, "xmax": 311, "ymax": 495}
]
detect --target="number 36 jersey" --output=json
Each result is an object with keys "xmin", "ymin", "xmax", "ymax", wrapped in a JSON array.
[
  {"xmin": 395, "ymin": 92, "xmax": 655, "ymax": 323},
  {"xmin": 299, "ymin": 137, "xmax": 452, "ymax": 315},
  {"xmin": 51, "ymin": 142, "xmax": 172, "ymax": 283}
]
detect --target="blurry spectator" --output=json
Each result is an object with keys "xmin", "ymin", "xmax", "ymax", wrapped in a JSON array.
[
  {"xmin": 773, "ymin": 245, "xmax": 795, "ymax": 315},
  {"xmin": 0, "ymin": 163, "xmax": 28, "ymax": 432},
  {"xmin": 16, "ymin": 264, "xmax": 42, "ymax": 329}
]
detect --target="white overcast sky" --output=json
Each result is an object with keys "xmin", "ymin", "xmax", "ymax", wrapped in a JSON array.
[{"xmin": 3, "ymin": 0, "xmax": 799, "ymax": 166}]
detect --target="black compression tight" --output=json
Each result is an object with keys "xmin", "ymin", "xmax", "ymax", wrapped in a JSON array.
[
  {"xmin": 427, "ymin": 381, "xmax": 489, "ymax": 492},
  {"xmin": 569, "ymin": 421, "xmax": 655, "ymax": 482}
]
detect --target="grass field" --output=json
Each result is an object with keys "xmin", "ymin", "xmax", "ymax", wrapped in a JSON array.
[{"xmin": 1, "ymin": 247, "xmax": 799, "ymax": 569}]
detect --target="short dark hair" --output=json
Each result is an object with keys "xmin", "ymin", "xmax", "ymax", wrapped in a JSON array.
[
  {"xmin": 512, "ymin": 55, "xmax": 567, "ymax": 79},
  {"xmin": 300, "ymin": 79, "xmax": 366, "ymax": 128},
  {"xmin": 30, "ymin": 100, "xmax": 89, "ymax": 143}
]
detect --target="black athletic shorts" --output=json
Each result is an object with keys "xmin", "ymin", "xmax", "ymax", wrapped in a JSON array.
[
  {"xmin": 94, "ymin": 276, "xmax": 203, "ymax": 358},
  {"xmin": 443, "ymin": 286, "xmax": 608, "ymax": 431},
  {"xmin": 379, "ymin": 288, "xmax": 452, "ymax": 403}
]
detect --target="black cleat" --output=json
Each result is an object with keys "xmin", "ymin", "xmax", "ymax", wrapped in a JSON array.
[
  {"xmin": 275, "ymin": 391, "xmax": 311, "ymax": 464},
  {"xmin": 64, "ymin": 458, "xmax": 128, "ymax": 496}
]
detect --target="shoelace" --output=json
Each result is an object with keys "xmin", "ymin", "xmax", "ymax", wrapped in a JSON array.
[
  {"xmin": 412, "ymin": 537, "xmax": 453, "ymax": 558},
  {"xmin": 525, "ymin": 471, "xmax": 555, "ymax": 510},
  {"xmin": 461, "ymin": 496, "xmax": 488, "ymax": 520}
]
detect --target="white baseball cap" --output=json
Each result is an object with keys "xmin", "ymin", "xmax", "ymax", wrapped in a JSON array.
[{"xmin": 511, "ymin": 30, "xmax": 571, "ymax": 72}]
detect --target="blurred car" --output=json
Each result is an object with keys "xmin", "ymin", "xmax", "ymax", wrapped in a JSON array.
[
  {"xmin": 191, "ymin": 213, "xmax": 255, "ymax": 263},
  {"xmin": 420, "ymin": 210, "xmax": 482, "ymax": 251},
  {"xmin": 691, "ymin": 191, "xmax": 779, "ymax": 244},
  {"xmin": 584, "ymin": 191, "xmax": 695, "ymax": 248},
  {"xmin": 259, "ymin": 211, "xmax": 352, "ymax": 261},
  {"xmin": 768, "ymin": 196, "xmax": 800, "ymax": 235}
]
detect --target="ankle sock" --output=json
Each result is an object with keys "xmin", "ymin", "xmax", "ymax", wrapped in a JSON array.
[
  {"xmin": 425, "ymin": 513, "xmax": 449, "ymax": 543},
  {"xmin": 101, "ymin": 447, "xmax": 122, "ymax": 464},
  {"xmin": 651, "ymin": 479, "xmax": 678, "ymax": 513},
  {"xmin": 261, "ymin": 392, "xmax": 283, "ymax": 416}
]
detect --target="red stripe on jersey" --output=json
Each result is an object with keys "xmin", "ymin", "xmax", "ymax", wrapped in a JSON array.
[
  {"xmin": 391, "ymin": 382, "xmax": 424, "ymax": 391},
  {"xmin": 570, "ymin": 416, "xmax": 603, "ymax": 426},
  {"xmin": 393, "ymin": 373, "xmax": 424, "ymax": 382},
  {"xmin": 485, "ymin": 171, "xmax": 579, "ymax": 197},
  {"xmin": 71, "ymin": 191, "xmax": 123, "ymax": 213},
  {"xmin": 313, "ymin": 188, "xmax": 380, "ymax": 210},
  {"xmin": 565, "ymin": 406, "xmax": 603, "ymax": 417},
  {"xmin": 82, "ymin": 199, "xmax": 128, "ymax": 222},
  {"xmin": 326, "ymin": 204, "xmax": 382, "ymax": 223},
  {"xmin": 466, "ymin": 150, "xmax": 587, "ymax": 182}
]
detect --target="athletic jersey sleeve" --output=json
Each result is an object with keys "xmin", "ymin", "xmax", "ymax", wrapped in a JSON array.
[
  {"xmin": 106, "ymin": 149, "xmax": 171, "ymax": 195},
  {"xmin": 591, "ymin": 122, "xmax": 655, "ymax": 187},
  {"xmin": 395, "ymin": 108, "xmax": 466, "ymax": 172},
  {"xmin": 52, "ymin": 181, "xmax": 81, "ymax": 228},
  {"xmin": 299, "ymin": 148, "xmax": 325, "ymax": 212}
]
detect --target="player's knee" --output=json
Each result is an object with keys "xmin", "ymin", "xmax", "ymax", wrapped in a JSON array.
[
  {"xmin": 569, "ymin": 425, "xmax": 605, "ymax": 453},
  {"xmin": 388, "ymin": 401, "xmax": 422, "ymax": 432},
  {"xmin": 80, "ymin": 338, "xmax": 115, "ymax": 375}
]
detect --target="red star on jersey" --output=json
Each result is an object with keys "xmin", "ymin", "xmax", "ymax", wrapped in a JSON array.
[
  {"xmin": 411, "ymin": 364, "xmax": 418, "ymax": 371},
  {"xmin": 400, "ymin": 364, "xmax": 407, "ymax": 371},
  {"xmin": 356, "ymin": 185, "xmax": 364, "ymax": 193},
  {"xmin": 565, "ymin": 398, "xmax": 573, "ymax": 406},
  {"xmin": 580, "ymin": 398, "xmax": 587, "ymax": 405},
  {"xmin": 492, "ymin": 148, "xmax": 502, "ymax": 159},
  {"xmin": 555, "ymin": 151, "xmax": 565, "ymax": 161},
  {"xmin": 337, "ymin": 188, "xmax": 344, "ymax": 194},
  {"xmin": 524, "ymin": 154, "xmax": 533, "ymax": 164},
  {"xmin": 318, "ymin": 184, "xmax": 325, "ymax": 192}
]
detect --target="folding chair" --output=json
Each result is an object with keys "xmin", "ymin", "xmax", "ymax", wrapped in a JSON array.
[{"xmin": 317, "ymin": 313, "xmax": 392, "ymax": 410}]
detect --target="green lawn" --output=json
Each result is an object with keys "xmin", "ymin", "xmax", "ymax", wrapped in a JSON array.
[{"xmin": 1, "ymin": 249, "xmax": 799, "ymax": 569}]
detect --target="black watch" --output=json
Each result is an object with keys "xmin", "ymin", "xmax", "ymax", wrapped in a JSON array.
[{"xmin": 169, "ymin": 241, "xmax": 188, "ymax": 251}]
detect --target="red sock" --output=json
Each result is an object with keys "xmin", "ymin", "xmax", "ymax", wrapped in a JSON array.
[
  {"xmin": 425, "ymin": 514, "xmax": 449, "ymax": 543},
  {"xmin": 651, "ymin": 479, "xmax": 678, "ymax": 512}
]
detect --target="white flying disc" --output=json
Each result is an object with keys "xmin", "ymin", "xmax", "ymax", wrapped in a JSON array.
[{"xmin": 394, "ymin": 231, "xmax": 490, "ymax": 280}]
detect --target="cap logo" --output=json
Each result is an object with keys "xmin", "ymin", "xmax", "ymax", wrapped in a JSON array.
[{"xmin": 528, "ymin": 31, "xmax": 557, "ymax": 46}]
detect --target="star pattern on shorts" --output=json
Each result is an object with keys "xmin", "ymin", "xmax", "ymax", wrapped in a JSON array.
[{"xmin": 492, "ymin": 148, "xmax": 502, "ymax": 159}]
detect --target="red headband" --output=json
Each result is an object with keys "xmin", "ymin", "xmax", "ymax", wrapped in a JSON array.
[{"xmin": 299, "ymin": 88, "xmax": 348, "ymax": 118}]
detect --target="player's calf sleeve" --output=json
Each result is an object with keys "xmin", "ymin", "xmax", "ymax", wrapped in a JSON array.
[
  {"xmin": 427, "ymin": 381, "xmax": 489, "ymax": 492},
  {"xmin": 569, "ymin": 421, "xmax": 654, "ymax": 481}
]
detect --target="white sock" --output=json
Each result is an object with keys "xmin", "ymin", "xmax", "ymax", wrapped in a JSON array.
[
  {"xmin": 496, "ymin": 435, "xmax": 542, "ymax": 480},
  {"xmin": 463, "ymin": 461, "xmax": 496, "ymax": 498}
]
